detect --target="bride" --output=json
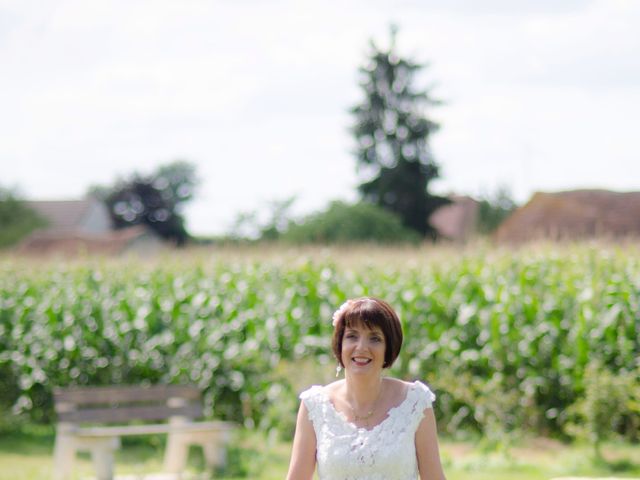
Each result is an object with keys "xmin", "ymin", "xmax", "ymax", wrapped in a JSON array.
[{"xmin": 286, "ymin": 297, "xmax": 447, "ymax": 480}]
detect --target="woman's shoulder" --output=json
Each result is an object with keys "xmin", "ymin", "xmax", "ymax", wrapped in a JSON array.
[
  {"xmin": 384, "ymin": 376, "xmax": 419, "ymax": 394},
  {"xmin": 385, "ymin": 377, "xmax": 412, "ymax": 388},
  {"xmin": 299, "ymin": 379, "xmax": 344, "ymax": 400},
  {"xmin": 407, "ymin": 379, "xmax": 436, "ymax": 406},
  {"xmin": 323, "ymin": 379, "xmax": 345, "ymax": 393},
  {"xmin": 385, "ymin": 377, "xmax": 436, "ymax": 405}
]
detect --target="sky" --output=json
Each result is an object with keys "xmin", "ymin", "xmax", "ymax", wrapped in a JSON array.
[{"xmin": 1, "ymin": 0, "xmax": 639, "ymax": 235}]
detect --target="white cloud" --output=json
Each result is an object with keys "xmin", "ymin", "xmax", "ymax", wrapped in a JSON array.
[{"xmin": 1, "ymin": 0, "xmax": 639, "ymax": 234}]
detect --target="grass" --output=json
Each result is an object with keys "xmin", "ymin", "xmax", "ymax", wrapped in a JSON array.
[
  {"xmin": 440, "ymin": 437, "xmax": 640, "ymax": 480},
  {"xmin": 1, "ymin": 425, "xmax": 639, "ymax": 480}
]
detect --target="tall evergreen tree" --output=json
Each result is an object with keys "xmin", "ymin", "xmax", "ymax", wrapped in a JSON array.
[{"xmin": 351, "ymin": 26, "xmax": 448, "ymax": 238}]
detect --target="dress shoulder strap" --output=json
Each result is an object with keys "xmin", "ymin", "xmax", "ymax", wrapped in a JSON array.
[
  {"xmin": 299, "ymin": 385, "xmax": 325, "ymax": 427},
  {"xmin": 399, "ymin": 381, "xmax": 436, "ymax": 432},
  {"xmin": 412, "ymin": 380, "xmax": 436, "ymax": 410}
]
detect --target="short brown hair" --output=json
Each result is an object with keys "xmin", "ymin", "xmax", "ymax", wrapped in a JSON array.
[{"xmin": 331, "ymin": 297, "xmax": 403, "ymax": 369}]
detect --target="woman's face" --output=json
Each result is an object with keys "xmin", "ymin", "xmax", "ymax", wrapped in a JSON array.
[{"xmin": 341, "ymin": 321, "xmax": 386, "ymax": 375}]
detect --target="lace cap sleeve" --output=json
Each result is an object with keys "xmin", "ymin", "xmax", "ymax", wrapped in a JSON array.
[
  {"xmin": 299, "ymin": 385, "xmax": 325, "ymax": 427},
  {"xmin": 404, "ymin": 381, "xmax": 436, "ymax": 433},
  {"xmin": 413, "ymin": 380, "xmax": 436, "ymax": 410}
]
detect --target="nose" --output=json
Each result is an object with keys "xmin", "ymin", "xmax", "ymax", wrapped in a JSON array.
[{"xmin": 356, "ymin": 336, "xmax": 369, "ymax": 350}]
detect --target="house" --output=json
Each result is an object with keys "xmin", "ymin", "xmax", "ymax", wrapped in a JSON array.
[
  {"xmin": 25, "ymin": 198, "xmax": 112, "ymax": 235},
  {"xmin": 17, "ymin": 225, "xmax": 164, "ymax": 256},
  {"xmin": 17, "ymin": 197, "xmax": 165, "ymax": 256},
  {"xmin": 429, "ymin": 195, "xmax": 480, "ymax": 243},
  {"xmin": 494, "ymin": 189, "xmax": 640, "ymax": 244}
]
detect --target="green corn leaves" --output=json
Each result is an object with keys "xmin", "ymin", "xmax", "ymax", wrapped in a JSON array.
[{"xmin": 0, "ymin": 246, "xmax": 638, "ymax": 438}]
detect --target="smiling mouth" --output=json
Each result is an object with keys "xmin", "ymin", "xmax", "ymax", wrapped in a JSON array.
[{"xmin": 352, "ymin": 357, "xmax": 372, "ymax": 366}]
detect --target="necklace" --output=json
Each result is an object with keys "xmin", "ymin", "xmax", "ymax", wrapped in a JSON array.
[
  {"xmin": 352, "ymin": 407, "xmax": 375, "ymax": 422},
  {"xmin": 348, "ymin": 383, "xmax": 383, "ymax": 424}
]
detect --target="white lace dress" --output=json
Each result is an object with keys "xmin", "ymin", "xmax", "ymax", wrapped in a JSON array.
[{"xmin": 299, "ymin": 380, "xmax": 436, "ymax": 480}]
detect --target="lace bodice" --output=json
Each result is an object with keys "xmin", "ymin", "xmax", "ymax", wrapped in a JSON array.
[{"xmin": 300, "ymin": 380, "xmax": 436, "ymax": 480}]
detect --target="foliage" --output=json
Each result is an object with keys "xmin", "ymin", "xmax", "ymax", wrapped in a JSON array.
[
  {"xmin": 476, "ymin": 187, "xmax": 517, "ymax": 234},
  {"xmin": 0, "ymin": 188, "xmax": 47, "ymax": 248},
  {"xmin": 259, "ymin": 197, "xmax": 297, "ymax": 241},
  {"xmin": 152, "ymin": 161, "xmax": 198, "ymax": 205},
  {"xmin": 90, "ymin": 160, "xmax": 198, "ymax": 245},
  {"xmin": 565, "ymin": 359, "xmax": 640, "ymax": 458},
  {"xmin": 232, "ymin": 197, "xmax": 298, "ymax": 242},
  {"xmin": 281, "ymin": 201, "xmax": 421, "ymax": 244},
  {"xmin": 226, "ymin": 198, "xmax": 419, "ymax": 244},
  {"xmin": 351, "ymin": 26, "xmax": 449, "ymax": 237},
  {"xmin": 105, "ymin": 179, "xmax": 189, "ymax": 244},
  {"xmin": 1, "ymin": 245, "xmax": 639, "ymax": 442}
]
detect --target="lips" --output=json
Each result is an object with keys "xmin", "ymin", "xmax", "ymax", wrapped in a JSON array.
[{"xmin": 352, "ymin": 357, "xmax": 372, "ymax": 366}]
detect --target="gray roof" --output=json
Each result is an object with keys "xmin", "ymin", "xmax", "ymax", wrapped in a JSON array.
[{"xmin": 26, "ymin": 199, "xmax": 101, "ymax": 233}]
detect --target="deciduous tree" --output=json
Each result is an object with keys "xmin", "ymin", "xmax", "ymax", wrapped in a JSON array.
[
  {"xmin": 0, "ymin": 187, "xmax": 46, "ymax": 248},
  {"xmin": 91, "ymin": 160, "xmax": 198, "ymax": 245}
]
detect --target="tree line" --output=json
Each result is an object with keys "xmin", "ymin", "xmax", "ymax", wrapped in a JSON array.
[{"xmin": 1, "ymin": 27, "xmax": 515, "ymax": 248}]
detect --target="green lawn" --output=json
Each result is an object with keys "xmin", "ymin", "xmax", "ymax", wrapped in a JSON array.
[{"xmin": 1, "ymin": 426, "xmax": 639, "ymax": 480}]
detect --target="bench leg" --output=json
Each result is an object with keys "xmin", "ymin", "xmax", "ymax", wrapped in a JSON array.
[
  {"xmin": 163, "ymin": 424, "xmax": 234, "ymax": 475},
  {"xmin": 202, "ymin": 439, "xmax": 224, "ymax": 470},
  {"xmin": 164, "ymin": 433, "xmax": 189, "ymax": 474},
  {"xmin": 53, "ymin": 433, "xmax": 76, "ymax": 480},
  {"xmin": 166, "ymin": 430, "xmax": 230, "ymax": 471},
  {"xmin": 92, "ymin": 448, "xmax": 115, "ymax": 480},
  {"xmin": 87, "ymin": 437, "xmax": 120, "ymax": 480}
]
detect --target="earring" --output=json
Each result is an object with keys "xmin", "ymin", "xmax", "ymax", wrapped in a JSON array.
[{"xmin": 335, "ymin": 364, "xmax": 342, "ymax": 377}]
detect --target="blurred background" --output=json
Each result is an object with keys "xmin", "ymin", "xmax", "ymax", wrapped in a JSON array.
[
  {"xmin": 1, "ymin": 1, "xmax": 639, "ymax": 479},
  {"xmin": 2, "ymin": 0, "xmax": 639, "ymax": 242}
]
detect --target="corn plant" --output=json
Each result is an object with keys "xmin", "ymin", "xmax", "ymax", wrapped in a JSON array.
[{"xmin": 0, "ymin": 245, "xmax": 638, "ymax": 438}]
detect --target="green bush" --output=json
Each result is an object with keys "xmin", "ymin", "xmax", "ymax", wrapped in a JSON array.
[
  {"xmin": 0, "ymin": 189, "xmax": 47, "ymax": 248},
  {"xmin": 565, "ymin": 360, "xmax": 640, "ymax": 457},
  {"xmin": 281, "ymin": 201, "xmax": 421, "ymax": 244},
  {"xmin": 475, "ymin": 187, "xmax": 517, "ymax": 234}
]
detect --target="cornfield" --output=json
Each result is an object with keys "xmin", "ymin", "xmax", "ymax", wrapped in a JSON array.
[{"xmin": 1, "ymin": 244, "xmax": 638, "ymax": 439}]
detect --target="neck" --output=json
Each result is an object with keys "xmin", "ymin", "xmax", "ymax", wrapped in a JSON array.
[{"xmin": 344, "ymin": 372, "xmax": 383, "ymax": 408}]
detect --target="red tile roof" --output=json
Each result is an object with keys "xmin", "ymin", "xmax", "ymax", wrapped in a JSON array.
[
  {"xmin": 16, "ymin": 226, "xmax": 160, "ymax": 256},
  {"xmin": 495, "ymin": 189, "xmax": 640, "ymax": 243}
]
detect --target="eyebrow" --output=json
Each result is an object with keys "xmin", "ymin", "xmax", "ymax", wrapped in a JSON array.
[{"xmin": 345, "ymin": 327, "xmax": 384, "ymax": 335}]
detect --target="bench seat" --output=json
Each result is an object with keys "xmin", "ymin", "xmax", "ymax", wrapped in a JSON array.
[
  {"xmin": 53, "ymin": 384, "xmax": 234, "ymax": 480},
  {"xmin": 69, "ymin": 420, "xmax": 234, "ymax": 438}
]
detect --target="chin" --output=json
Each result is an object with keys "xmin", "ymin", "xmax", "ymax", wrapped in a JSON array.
[{"xmin": 347, "ymin": 364, "xmax": 382, "ymax": 375}]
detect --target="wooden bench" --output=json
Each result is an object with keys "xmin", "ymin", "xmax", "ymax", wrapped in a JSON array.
[{"xmin": 53, "ymin": 384, "xmax": 234, "ymax": 480}]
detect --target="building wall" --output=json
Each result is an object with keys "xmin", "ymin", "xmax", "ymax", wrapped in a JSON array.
[
  {"xmin": 123, "ymin": 233, "xmax": 165, "ymax": 256},
  {"xmin": 79, "ymin": 200, "xmax": 112, "ymax": 234},
  {"xmin": 429, "ymin": 196, "xmax": 479, "ymax": 243}
]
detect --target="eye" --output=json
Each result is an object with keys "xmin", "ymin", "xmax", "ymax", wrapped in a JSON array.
[
  {"xmin": 371, "ymin": 335, "xmax": 383, "ymax": 343},
  {"xmin": 345, "ymin": 332, "xmax": 358, "ymax": 339}
]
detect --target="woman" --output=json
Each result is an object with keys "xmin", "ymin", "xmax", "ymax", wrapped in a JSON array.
[{"xmin": 286, "ymin": 297, "xmax": 446, "ymax": 480}]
